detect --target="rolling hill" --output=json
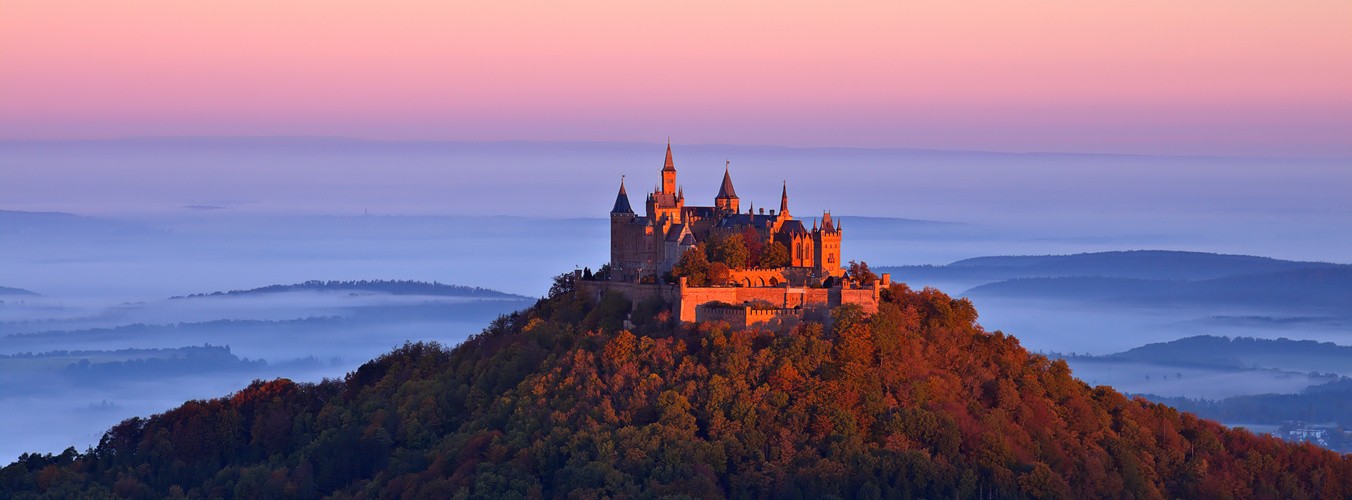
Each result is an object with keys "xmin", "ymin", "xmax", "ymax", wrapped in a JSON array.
[{"xmin": 3, "ymin": 280, "xmax": 1348, "ymax": 498}]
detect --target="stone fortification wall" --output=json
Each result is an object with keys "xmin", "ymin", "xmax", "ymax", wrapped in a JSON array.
[
  {"xmin": 696, "ymin": 305, "xmax": 803, "ymax": 331},
  {"xmin": 577, "ymin": 273, "xmax": 890, "ymax": 331}
]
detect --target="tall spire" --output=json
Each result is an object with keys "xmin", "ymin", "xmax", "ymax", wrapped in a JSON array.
[
  {"xmin": 662, "ymin": 140, "xmax": 675, "ymax": 172},
  {"xmin": 779, "ymin": 180, "xmax": 789, "ymax": 215}
]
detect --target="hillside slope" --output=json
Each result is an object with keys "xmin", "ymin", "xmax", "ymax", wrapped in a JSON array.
[{"xmin": 3, "ymin": 279, "xmax": 1349, "ymax": 499}]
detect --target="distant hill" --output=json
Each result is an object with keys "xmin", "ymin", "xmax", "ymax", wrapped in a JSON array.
[
  {"xmin": 965, "ymin": 267, "xmax": 1352, "ymax": 310},
  {"xmin": 4, "ymin": 282, "xmax": 1349, "ymax": 498},
  {"xmin": 1104, "ymin": 335, "xmax": 1352, "ymax": 372},
  {"xmin": 877, "ymin": 250, "xmax": 1347, "ymax": 283},
  {"xmin": 1146, "ymin": 377, "xmax": 1352, "ymax": 440},
  {"xmin": 0, "ymin": 286, "xmax": 39, "ymax": 296},
  {"xmin": 1049, "ymin": 335, "xmax": 1352, "ymax": 377},
  {"xmin": 172, "ymin": 279, "xmax": 531, "ymax": 300},
  {"xmin": 0, "ymin": 210, "xmax": 162, "ymax": 238}
]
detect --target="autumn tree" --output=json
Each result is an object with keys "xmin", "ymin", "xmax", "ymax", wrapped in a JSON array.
[
  {"xmin": 846, "ymin": 260, "xmax": 877, "ymax": 284},
  {"xmin": 708, "ymin": 262, "xmax": 732, "ymax": 286},
  {"xmin": 740, "ymin": 228, "xmax": 764, "ymax": 268},
  {"xmin": 760, "ymin": 241, "xmax": 791, "ymax": 269},
  {"xmin": 671, "ymin": 247, "xmax": 709, "ymax": 286},
  {"xmin": 708, "ymin": 234, "xmax": 749, "ymax": 269}
]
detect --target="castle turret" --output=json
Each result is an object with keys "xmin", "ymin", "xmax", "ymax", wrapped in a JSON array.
[
  {"xmin": 661, "ymin": 141, "xmax": 677, "ymax": 194},
  {"xmin": 779, "ymin": 181, "xmax": 789, "ymax": 217},
  {"xmin": 714, "ymin": 163, "xmax": 740, "ymax": 213},
  {"xmin": 610, "ymin": 178, "xmax": 634, "ymax": 216},
  {"xmin": 610, "ymin": 178, "xmax": 637, "ymax": 278},
  {"xmin": 814, "ymin": 211, "xmax": 843, "ymax": 277}
]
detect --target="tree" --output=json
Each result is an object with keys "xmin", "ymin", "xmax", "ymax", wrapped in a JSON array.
[
  {"xmin": 846, "ymin": 260, "xmax": 877, "ymax": 284},
  {"xmin": 708, "ymin": 262, "xmax": 732, "ymax": 285},
  {"xmin": 548, "ymin": 271, "xmax": 576, "ymax": 298},
  {"xmin": 709, "ymin": 234, "xmax": 749, "ymax": 269},
  {"xmin": 760, "ymin": 241, "xmax": 790, "ymax": 269},
  {"xmin": 741, "ymin": 228, "xmax": 764, "ymax": 268},
  {"xmin": 671, "ymin": 247, "xmax": 709, "ymax": 286}
]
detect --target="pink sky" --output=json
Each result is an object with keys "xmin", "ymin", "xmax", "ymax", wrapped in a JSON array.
[{"xmin": 2, "ymin": 0, "xmax": 1349, "ymax": 156}]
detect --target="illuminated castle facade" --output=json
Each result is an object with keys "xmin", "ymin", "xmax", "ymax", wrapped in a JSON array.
[
  {"xmin": 608, "ymin": 143, "xmax": 844, "ymax": 283},
  {"xmin": 580, "ymin": 143, "xmax": 888, "ymax": 331}
]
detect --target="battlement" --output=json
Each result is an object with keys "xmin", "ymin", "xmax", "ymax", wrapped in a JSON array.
[{"xmin": 577, "ymin": 272, "xmax": 890, "ymax": 331}]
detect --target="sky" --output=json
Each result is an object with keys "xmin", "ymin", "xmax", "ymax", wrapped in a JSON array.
[{"xmin": 2, "ymin": 0, "xmax": 1349, "ymax": 157}]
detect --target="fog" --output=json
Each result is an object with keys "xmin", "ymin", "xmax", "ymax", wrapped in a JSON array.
[{"xmin": 1, "ymin": 138, "xmax": 1349, "ymax": 460}]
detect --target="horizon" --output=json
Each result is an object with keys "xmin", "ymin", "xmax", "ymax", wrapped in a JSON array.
[
  {"xmin": 8, "ymin": 135, "xmax": 1352, "ymax": 161},
  {"xmin": 3, "ymin": 1, "xmax": 1349, "ymax": 157}
]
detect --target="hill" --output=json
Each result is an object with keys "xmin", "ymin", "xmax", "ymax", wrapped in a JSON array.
[
  {"xmin": 3, "ymin": 278, "xmax": 1349, "ymax": 498},
  {"xmin": 965, "ymin": 267, "xmax": 1352, "ymax": 310},
  {"xmin": 0, "ymin": 286, "xmax": 39, "ymax": 296},
  {"xmin": 172, "ymin": 280, "xmax": 530, "ymax": 300},
  {"xmin": 1102, "ymin": 335, "xmax": 1352, "ymax": 374},
  {"xmin": 876, "ymin": 250, "xmax": 1347, "ymax": 283}
]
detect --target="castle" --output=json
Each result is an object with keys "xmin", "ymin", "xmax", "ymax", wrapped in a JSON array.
[{"xmin": 579, "ymin": 143, "xmax": 889, "ymax": 330}]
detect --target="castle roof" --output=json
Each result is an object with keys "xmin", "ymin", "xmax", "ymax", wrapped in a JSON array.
[
  {"xmin": 684, "ymin": 206, "xmax": 719, "ymax": 219},
  {"xmin": 780, "ymin": 219, "xmax": 810, "ymax": 236},
  {"xmin": 650, "ymin": 191, "xmax": 680, "ymax": 209},
  {"xmin": 679, "ymin": 233, "xmax": 696, "ymax": 246},
  {"xmin": 716, "ymin": 213, "xmax": 776, "ymax": 230},
  {"xmin": 716, "ymin": 167, "xmax": 738, "ymax": 200},
  {"xmin": 610, "ymin": 180, "xmax": 634, "ymax": 214},
  {"xmin": 665, "ymin": 223, "xmax": 687, "ymax": 242},
  {"xmin": 662, "ymin": 142, "xmax": 675, "ymax": 172}
]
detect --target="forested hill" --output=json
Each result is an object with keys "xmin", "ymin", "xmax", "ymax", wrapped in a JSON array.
[
  {"xmin": 172, "ymin": 280, "xmax": 529, "ymax": 300},
  {"xmin": 5, "ymin": 277, "xmax": 1351, "ymax": 498}
]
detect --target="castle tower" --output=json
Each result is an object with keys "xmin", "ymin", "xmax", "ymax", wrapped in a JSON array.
[
  {"xmin": 778, "ymin": 181, "xmax": 790, "ymax": 218},
  {"xmin": 814, "ymin": 212, "xmax": 844, "ymax": 277},
  {"xmin": 714, "ymin": 163, "xmax": 740, "ymax": 213},
  {"xmin": 661, "ymin": 142, "xmax": 677, "ymax": 194},
  {"xmin": 610, "ymin": 178, "xmax": 637, "ymax": 277}
]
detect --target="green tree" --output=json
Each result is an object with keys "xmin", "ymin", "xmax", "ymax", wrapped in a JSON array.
[
  {"xmin": 671, "ymin": 247, "xmax": 709, "ymax": 286},
  {"xmin": 760, "ymin": 241, "xmax": 790, "ymax": 269}
]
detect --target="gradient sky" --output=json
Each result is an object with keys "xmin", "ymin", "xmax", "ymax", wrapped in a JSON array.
[{"xmin": 2, "ymin": 1, "xmax": 1349, "ymax": 156}]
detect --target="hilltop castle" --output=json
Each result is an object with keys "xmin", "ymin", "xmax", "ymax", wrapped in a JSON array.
[
  {"xmin": 608, "ymin": 142, "xmax": 844, "ymax": 282},
  {"xmin": 579, "ymin": 143, "xmax": 889, "ymax": 330}
]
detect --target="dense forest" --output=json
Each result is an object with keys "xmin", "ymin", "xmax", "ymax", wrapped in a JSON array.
[{"xmin": 4, "ymin": 275, "xmax": 1350, "ymax": 499}]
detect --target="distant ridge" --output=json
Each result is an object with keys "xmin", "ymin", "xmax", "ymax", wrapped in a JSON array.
[
  {"xmin": 0, "ymin": 286, "xmax": 39, "ymax": 296},
  {"xmin": 877, "ymin": 250, "xmax": 1349, "ymax": 282},
  {"xmin": 965, "ymin": 267, "xmax": 1352, "ymax": 309},
  {"xmin": 171, "ymin": 280, "xmax": 529, "ymax": 300}
]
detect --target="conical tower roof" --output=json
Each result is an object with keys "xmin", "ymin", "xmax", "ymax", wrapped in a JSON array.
[
  {"xmin": 716, "ymin": 164, "xmax": 738, "ymax": 199},
  {"xmin": 611, "ymin": 179, "xmax": 634, "ymax": 214},
  {"xmin": 779, "ymin": 181, "xmax": 789, "ymax": 214},
  {"xmin": 662, "ymin": 141, "xmax": 675, "ymax": 172}
]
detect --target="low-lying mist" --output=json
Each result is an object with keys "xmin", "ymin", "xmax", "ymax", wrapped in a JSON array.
[{"xmin": 2, "ymin": 138, "xmax": 1349, "ymax": 458}]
